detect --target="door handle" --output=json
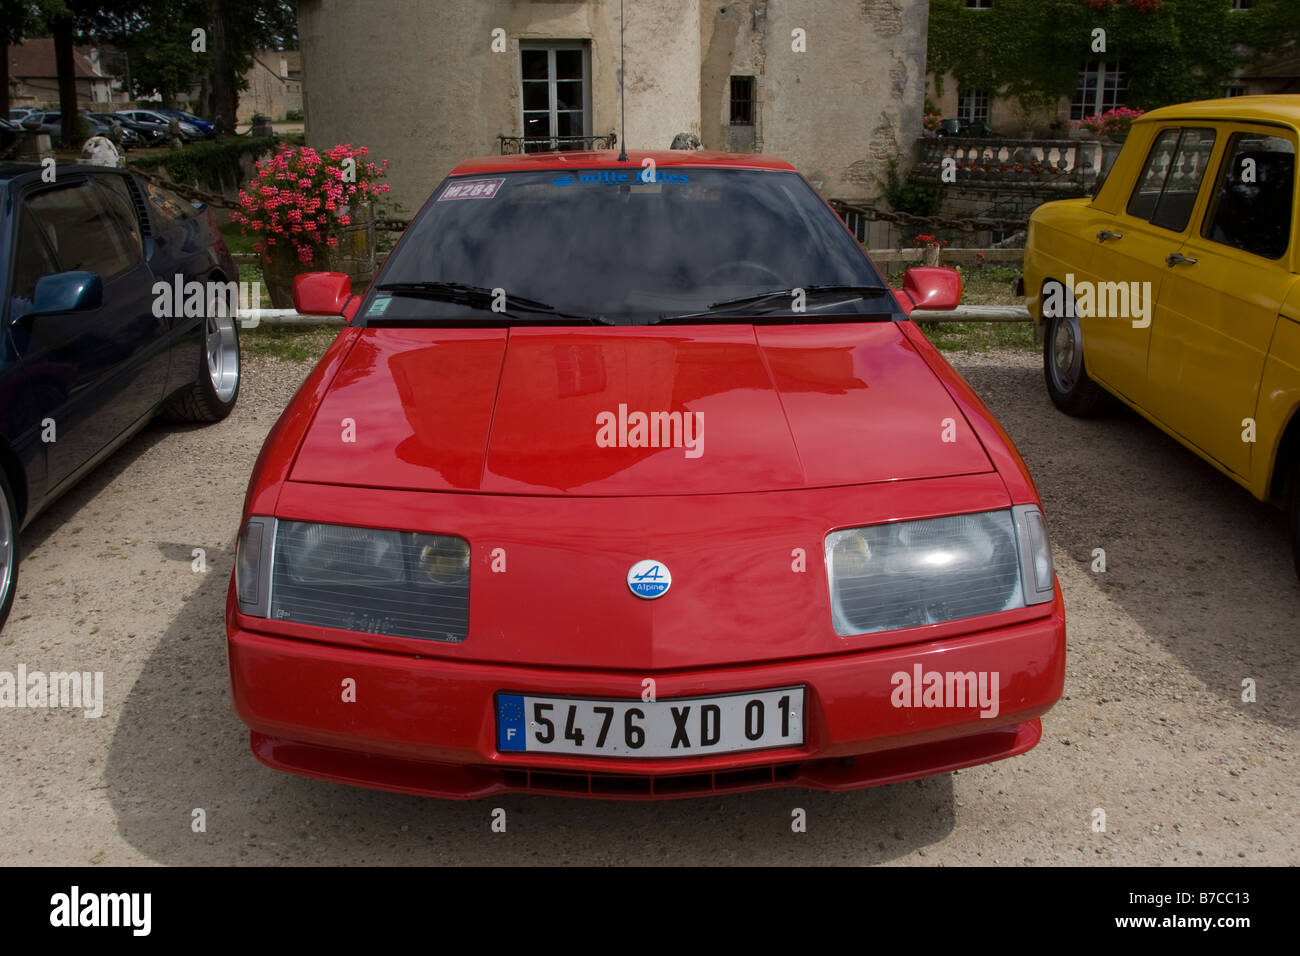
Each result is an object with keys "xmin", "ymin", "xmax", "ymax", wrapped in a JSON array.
[
  {"xmin": 1166, "ymin": 253, "xmax": 1198, "ymax": 267},
  {"xmin": 1097, "ymin": 230, "xmax": 1123, "ymax": 242}
]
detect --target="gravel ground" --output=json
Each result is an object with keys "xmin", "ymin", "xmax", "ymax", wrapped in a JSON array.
[{"xmin": 1, "ymin": 335, "xmax": 1296, "ymax": 866}]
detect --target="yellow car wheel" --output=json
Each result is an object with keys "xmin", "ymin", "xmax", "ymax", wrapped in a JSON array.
[
  {"xmin": 1043, "ymin": 305, "xmax": 1111, "ymax": 417},
  {"xmin": 1289, "ymin": 458, "xmax": 1300, "ymax": 581}
]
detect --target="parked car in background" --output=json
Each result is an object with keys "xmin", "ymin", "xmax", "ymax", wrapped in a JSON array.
[
  {"xmin": 115, "ymin": 109, "xmax": 204, "ymax": 143},
  {"xmin": 8, "ymin": 108, "xmax": 36, "ymax": 124},
  {"xmin": 227, "ymin": 149, "xmax": 1065, "ymax": 801},
  {"xmin": 86, "ymin": 113, "xmax": 148, "ymax": 149},
  {"xmin": 156, "ymin": 108, "xmax": 217, "ymax": 138},
  {"xmin": 20, "ymin": 111, "xmax": 111, "ymax": 144},
  {"xmin": 0, "ymin": 164, "xmax": 242, "ymax": 629},
  {"xmin": 1023, "ymin": 95, "xmax": 1300, "ymax": 576},
  {"xmin": 107, "ymin": 113, "xmax": 168, "ymax": 147}
]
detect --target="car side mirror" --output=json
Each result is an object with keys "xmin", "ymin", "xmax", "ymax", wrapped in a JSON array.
[
  {"xmin": 900, "ymin": 266, "xmax": 962, "ymax": 313},
  {"xmin": 293, "ymin": 271, "xmax": 353, "ymax": 317},
  {"xmin": 28, "ymin": 270, "xmax": 103, "ymax": 317}
]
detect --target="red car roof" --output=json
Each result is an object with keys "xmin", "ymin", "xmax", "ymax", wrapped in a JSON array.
[{"xmin": 448, "ymin": 149, "xmax": 798, "ymax": 176}]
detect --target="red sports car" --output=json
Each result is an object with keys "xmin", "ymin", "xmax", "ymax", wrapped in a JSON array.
[{"xmin": 226, "ymin": 150, "xmax": 1065, "ymax": 799}]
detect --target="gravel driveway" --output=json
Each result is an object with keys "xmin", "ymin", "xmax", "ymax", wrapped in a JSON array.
[{"xmin": 2, "ymin": 337, "xmax": 1295, "ymax": 866}]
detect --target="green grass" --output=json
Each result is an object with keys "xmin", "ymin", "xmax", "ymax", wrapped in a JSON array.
[
  {"xmin": 886, "ymin": 264, "xmax": 1037, "ymax": 352},
  {"xmin": 220, "ymin": 220, "xmax": 258, "ymax": 256},
  {"xmin": 241, "ymin": 325, "xmax": 340, "ymax": 363},
  {"xmin": 916, "ymin": 319, "xmax": 1037, "ymax": 352},
  {"xmin": 961, "ymin": 267, "xmax": 1022, "ymax": 306}
]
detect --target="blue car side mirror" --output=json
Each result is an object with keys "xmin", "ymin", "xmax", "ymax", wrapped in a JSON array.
[{"xmin": 30, "ymin": 271, "xmax": 103, "ymax": 316}]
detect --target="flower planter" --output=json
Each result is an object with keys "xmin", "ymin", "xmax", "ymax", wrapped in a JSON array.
[
  {"xmin": 261, "ymin": 201, "xmax": 378, "ymax": 309},
  {"xmin": 234, "ymin": 143, "xmax": 391, "ymax": 310}
]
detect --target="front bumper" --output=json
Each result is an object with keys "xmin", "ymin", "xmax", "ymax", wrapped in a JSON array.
[{"xmin": 226, "ymin": 585, "xmax": 1065, "ymax": 800}]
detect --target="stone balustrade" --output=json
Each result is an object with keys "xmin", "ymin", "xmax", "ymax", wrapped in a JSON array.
[{"xmin": 913, "ymin": 137, "xmax": 1105, "ymax": 190}]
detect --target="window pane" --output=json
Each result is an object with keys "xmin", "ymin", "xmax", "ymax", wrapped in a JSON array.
[
  {"xmin": 555, "ymin": 111, "xmax": 582, "ymax": 137},
  {"xmin": 1203, "ymin": 133, "xmax": 1294, "ymax": 259},
  {"xmin": 1073, "ymin": 61, "xmax": 1099, "ymax": 120},
  {"xmin": 26, "ymin": 181, "xmax": 139, "ymax": 279},
  {"xmin": 523, "ymin": 112, "xmax": 548, "ymax": 138},
  {"xmin": 1150, "ymin": 127, "xmax": 1215, "ymax": 232},
  {"xmin": 1101, "ymin": 62, "xmax": 1128, "ymax": 113},
  {"xmin": 1127, "ymin": 128, "xmax": 1181, "ymax": 221},
  {"xmin": 10, "ymin": 212, "xmax": 58, "ymax": 314},
  {"xmin": 94, "ymin": 176, "xmax": 144, "ymax": 252},
  {"xmin": 522, "ymin": 80, "xmax": 549, "ymax": 112},
  {"xmin": 554, "ymin": 49, "xmax": 583, "ymax": 80},
  {"xmin": 555, "ymin": 80, "xmax": 583, "ymax": 111},
  {"xmin": 521, "ymin": 49, "xmax": 548, "ymax": 80}
]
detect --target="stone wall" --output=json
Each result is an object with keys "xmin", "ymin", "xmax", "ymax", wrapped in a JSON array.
[{"xmin": 298, "ymin": 0, "xmax": 928, "ymax": 212}]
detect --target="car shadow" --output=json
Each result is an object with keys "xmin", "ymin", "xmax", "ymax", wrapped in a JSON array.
[
  {"xmin": 956, "ymin": 357, "xmax": 1299, "ymax": 730},
  {"xmin": 17, "ymin": 422, "xmax": 178, "ymax": 554},
  {"xmin": 105, "ymin": 563, "xmax": 957, "ymax": 865}
]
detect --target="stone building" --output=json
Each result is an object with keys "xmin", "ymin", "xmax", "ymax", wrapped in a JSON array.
[
  {"xmin": 297, "ymin": 0, "xmax": 931, "ymax": 213},
  {"xmin": 8, "ymin": 39, "xmax": 120, "ymax": 109},
  {"xmin": 237, "ymin": 49, "xmax": 303, "ymax": 124}
]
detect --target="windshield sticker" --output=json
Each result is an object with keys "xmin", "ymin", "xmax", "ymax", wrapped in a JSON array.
[
  {"xmin": 438, "ymin": 179, "xmax": 505, "ymax": 201},
  {"xmin": 367, "ymin": 294, "xmax": 392, "ymax": 315},
  {"xmin": 553, "ymin": 169, "xmax": 690, "ymax": 186}
]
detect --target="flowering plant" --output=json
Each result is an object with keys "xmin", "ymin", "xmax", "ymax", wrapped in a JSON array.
[
  {"xmin": 232, "ymin": 143, "xmax": 392, "ymax": 266},
  {"xmin": 913, "ymin": 234, "xmax": 949, "ymax": 248},
  {"xmin": 923, "ymin": 113, "xmax": 943, "ymax": 133},
  {"xmin": 1074, "ymin": 106, "xmax": 1144, "ymax": 140}
]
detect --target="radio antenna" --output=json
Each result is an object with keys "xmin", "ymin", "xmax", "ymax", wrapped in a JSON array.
[{"xmin": 617, "ymin": 0, "xmax": 628, "ymax": 161}]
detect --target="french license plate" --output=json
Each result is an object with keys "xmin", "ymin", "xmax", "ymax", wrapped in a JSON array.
[{"xmin": 496, "ymin": 687, "xmax": 805, "ymax": 757}]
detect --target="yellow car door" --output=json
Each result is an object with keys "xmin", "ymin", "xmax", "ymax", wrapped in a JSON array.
[
  {"xmin": 1080, "ymin": 126, "xmax": 1218, "ymax": 408},
  {"xmin": 1145, "ymin": 125, "xmax": 1298, "ymax": 478}
]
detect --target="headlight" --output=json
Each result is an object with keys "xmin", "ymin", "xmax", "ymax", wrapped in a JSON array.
[
  {"xmin": 825, "ymin": 506, "xmax": 1053, "ymax": 636},
  {"xmin": 234, "ymin": 517, "xmax": 469, "ymax": 642}
]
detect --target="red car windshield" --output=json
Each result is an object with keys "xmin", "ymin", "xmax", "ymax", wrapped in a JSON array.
[{"xmin": 363, "ymin": 167, "xmax": 893, "ymax": 325}]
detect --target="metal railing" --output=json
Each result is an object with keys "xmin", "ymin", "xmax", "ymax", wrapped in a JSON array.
[{"xmin": 498, "ymin": 132, "xmax": 618, "ymax": 154}]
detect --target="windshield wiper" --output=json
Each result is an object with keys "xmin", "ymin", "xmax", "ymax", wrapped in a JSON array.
[
  {"xmin": 375, "ymin": 282, "xmax": 610, "ymax": 324},
  {"xmin": 656, "ymin": 284, "xmax": 893, "ymax": 323}
]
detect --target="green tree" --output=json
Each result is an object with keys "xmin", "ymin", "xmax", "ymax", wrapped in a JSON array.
[
  {"xmin": 1, "ymin": 1, "xmax": 41, "ymax": 116},
  {"xmin": 84, "ymin": 0, "xmax": 295, "ymax": 122},
  {"xmin": 84, "ymin": 0, "xmax": 209, "ymax": 108}
]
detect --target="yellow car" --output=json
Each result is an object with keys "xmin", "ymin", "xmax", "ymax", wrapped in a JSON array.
[{"xmin": 1024, "ymin": 95, "xmax": 1300, "ymax": 576}]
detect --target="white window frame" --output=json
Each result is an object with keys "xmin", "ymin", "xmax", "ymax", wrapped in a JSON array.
[
  {"xmin": 957, "ymin": 88, "xmax": 990, "ymax": 124},
  {"xmin": 1073, "ymin": 60, "xmax": 1128, "ymax": 120},
  {"xmin": 519, "ymin": 41, "xmax": 591, "ymax": 150}
]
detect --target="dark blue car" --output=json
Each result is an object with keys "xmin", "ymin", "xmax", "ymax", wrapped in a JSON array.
[
  {"xmin": 156, "ymin": 109, "xmax": 218, "ymax": 138},
  {"xmin": 0, "ymin": 164, "xmax": 241, "ymax": 627}
]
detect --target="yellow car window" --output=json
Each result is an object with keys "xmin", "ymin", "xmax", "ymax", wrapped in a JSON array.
[
  {"xmin": 1201, "ymin": 132, "xmax": 1294, "ymax": 260},
  {"xmin": 1126, "ymin": 126, "xmax": 1216, "ymax": 233}
]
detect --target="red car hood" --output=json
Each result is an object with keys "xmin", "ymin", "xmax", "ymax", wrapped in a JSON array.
[{"xmin": 289, "ymin": 323, "xmax": 993, "ymax": 494}]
